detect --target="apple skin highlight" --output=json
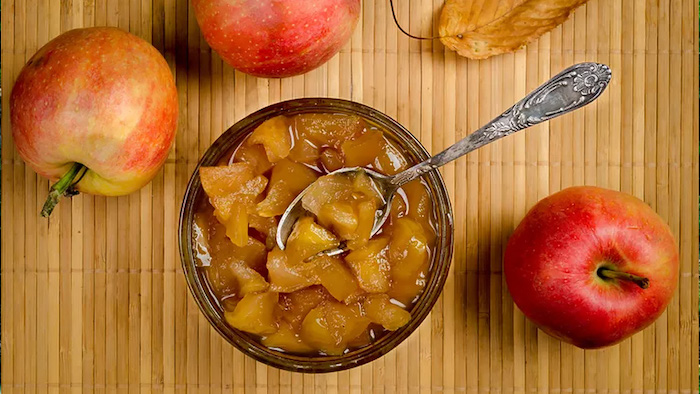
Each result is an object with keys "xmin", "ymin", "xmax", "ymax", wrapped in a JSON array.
[{"xmin": 504, "ymin": 186, "xmax": 679, "ymax": 349}]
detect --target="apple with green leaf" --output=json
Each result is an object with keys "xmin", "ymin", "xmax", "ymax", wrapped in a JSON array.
[{"xmin": 504, "ymin": 186, "xmax": 679, "ymax": 349}]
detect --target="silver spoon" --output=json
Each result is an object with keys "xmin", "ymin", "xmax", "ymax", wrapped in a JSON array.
[{"xmin": 276, "ymin": 62, "xmax": 612, "ymax": 256}]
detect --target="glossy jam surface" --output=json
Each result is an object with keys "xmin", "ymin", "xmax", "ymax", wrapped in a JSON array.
[{"xmin": 194, "ymin": 113, "xmax": 437, "ymax": 356}]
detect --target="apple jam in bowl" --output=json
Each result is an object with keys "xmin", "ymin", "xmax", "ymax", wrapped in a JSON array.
[{"xmin": 179, "ymin": 98, "xmax": 453, "ymax": 372}]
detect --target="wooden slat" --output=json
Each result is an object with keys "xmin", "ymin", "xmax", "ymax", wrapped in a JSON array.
[
  {"xmin": 680, "ymin": 2, "xmax": 699, "ymax": 394},
  {"xmin": 498, "ymin": 50, "xmax": 514, "ymax": 394},
  {"xmin": 558, "ymin": 11, "xmax": 575, "ymax": 394},
  {"xmin": 524, "ymin": 35, "xmax": 539, "ymax": 394},
  {"xmin": 1, "ymin": 0, "xmax": 698, "ymax": 392}
]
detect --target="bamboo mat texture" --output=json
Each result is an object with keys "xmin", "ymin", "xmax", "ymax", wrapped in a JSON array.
[{"xmin": 1, "ymin": 0, "xmax": 699, "ymax": 392}]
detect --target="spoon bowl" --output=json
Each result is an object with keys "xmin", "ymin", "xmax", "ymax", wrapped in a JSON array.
[{"xmin": 276, "ymin": 166, "xmax": 395, "ymax": 252}]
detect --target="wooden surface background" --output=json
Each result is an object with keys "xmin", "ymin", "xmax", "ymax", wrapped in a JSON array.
[{"xmin": 1, "ymin": 0, "xmax": 699, "ymax": 392}]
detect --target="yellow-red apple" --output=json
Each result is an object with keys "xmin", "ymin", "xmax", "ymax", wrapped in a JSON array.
[
  {"xmin": 504, "ymin": 186, "xmax": 679, "ymax": 349},
  {"xmin": 192, "ymin": 0, "xmax": 361, "ymax": 78},
  {"xmin": 10, "ymin": 27, "xmax": 178, "ymax": 216}
]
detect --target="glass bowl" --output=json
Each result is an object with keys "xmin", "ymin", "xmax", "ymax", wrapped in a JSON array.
[{"xmin": 179, "ymin": 98, "xmax": 454, "ymax": 373}]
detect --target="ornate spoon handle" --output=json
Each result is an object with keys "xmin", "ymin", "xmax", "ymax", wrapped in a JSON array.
[{"xmin": 389, "ymin": 62, "xmax": 612, "ymax": 188}]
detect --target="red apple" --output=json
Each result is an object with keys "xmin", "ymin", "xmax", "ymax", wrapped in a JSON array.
[
  {"xmin": 192, "ymin": 0, "xmax": 361, "ymax": 78},
  {"xmin": 10, "ymin": 27, "xmax": 178, "ymax": 216},
  {"xmin": 504, "ymin": 186, "xmax": 678, "ymax": 349}
]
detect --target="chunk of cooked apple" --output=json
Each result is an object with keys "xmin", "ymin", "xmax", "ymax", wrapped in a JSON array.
[
  {"xmin": 319, "ymin": 147, "xmax": 344, "ymax": 172},
  {"xmin": 230, "ymin": 259, "xmax": 270, "ymax": 296},
  {"xmin": 345, "ymin": 237, "xmax": 391, "ymax": 293},
  {"xmin": 257, "ymin": 159, "xmax": 318, "ymax": 217},
  {"xmin": 261, "ymin": 321, "xmax": 314, "ymax": 354},
  {"xmin": 312, "ymin": 255, "xmax": 360, "ymax": 303},
  {"xmin": 288, "ymin": 137, "xmax": 319, "ymax": 165},
  {"xmin": 248, "ymin": 116, "xmax": 292, "ymax": 163},
  {"xmin": 266, "ymin": 247, "xmax": 319, "ymax": 293},
  {"xmin": 402, "ymin": 180, "xmax": 436, "ymax": 245},
  {"xmin": 279, "ymin": 286, "xmax": 331, "ymax": 330},
  {"xmin": 200, "ymin": 164, "xmax": 268, "ymax": 246},
  {"xmin": 293, "ymin": 113, "xmax": 364, "ymax": 148},
  {"xmin": 300, "ymin": 174, "xmax": 354, "ymax": 216},
  {"xmin": 317, "ymin": 202, "xmax": 358, "ymax": 240},
  {"xmin": 388, "ymin": 217, "xmax": 429, "ymax": 281},
  {"xmin": 233, "ymin": 142, "xmax": 273, "ymax": 175},
  {"xmin": 341, "ymin": 129, "xmax": 385, "ymax": 167},
  {"xmin": 285, "ymin": 217, "xmax": 339, "ymax": 264},
  {"xmin": 224, "ymin": 291, "xmax": 279, "ymax": 336},
  {"xmin": 362, "ymin": 294, "xmax": 411, "ymax": 331},
  {"xmin": 299, "ymin": 301, "xmax": 369, "ymax": 355}
]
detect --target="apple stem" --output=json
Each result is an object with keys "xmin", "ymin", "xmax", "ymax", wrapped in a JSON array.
[
  {"xmin": 597, "ymin": 267, "xmax": 650, "ymax": 289},
  {"xmin": 41, "ymin": 163, "xmax": 86, "ymax": 218}
]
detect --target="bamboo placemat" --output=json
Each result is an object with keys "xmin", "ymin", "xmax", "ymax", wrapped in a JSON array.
[{"xmin": 1, "ymin": 0, "xmax": 698, "ymax": 392}]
